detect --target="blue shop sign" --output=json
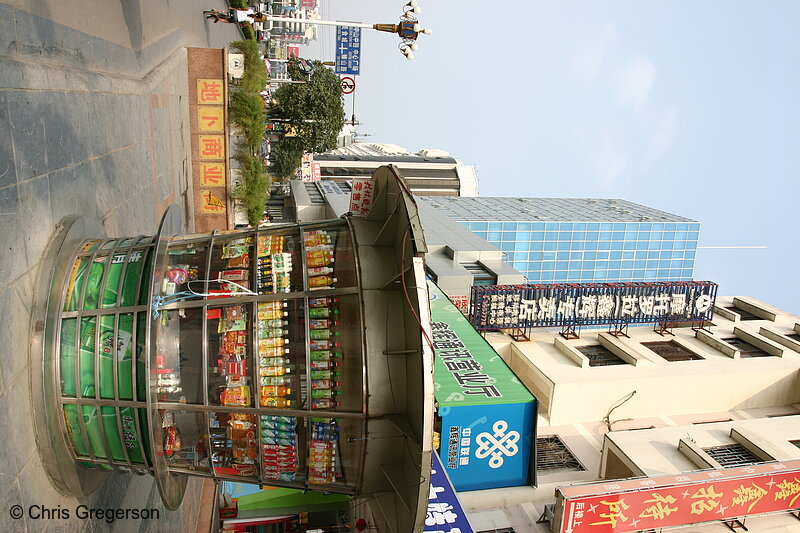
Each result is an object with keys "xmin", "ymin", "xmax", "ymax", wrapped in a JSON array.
[
  {"xmin": 438, "ymin": 402, "xmax": 534, "ymax": 491},
  {"xmin": 425, "ymin": 452, "xmax": 474, "ymax": 532}
]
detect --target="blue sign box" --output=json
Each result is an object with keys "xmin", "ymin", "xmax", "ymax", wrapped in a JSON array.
[
  {"xmin": 335, "ymin": 26, "xmax": 361, "ymax": 75},
  {"xmin": 425, "ymin": 452, "xmax": 475, "ymax": 532}
]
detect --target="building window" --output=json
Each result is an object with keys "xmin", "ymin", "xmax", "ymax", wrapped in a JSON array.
[
  {"xmin": 725, "ymin": 305, "xmax": 760, "ymax": 320},
  {"xmin": 789, "ymin": 439, "xmax": 800, "ymax": 450},
  {"xmin": 643, "ymin": 341, "xmax": 703, "ymax": 362},
  {"xmin": 786, "ymin": 333, "xmax": 800, "ymax": 343},
  {"xmin": 460, "ymin": 262, "xmax": 497, "ymax": 286},
  {"xmin": 577, "ymin": 344, "xmax": 628, "ymax": 366},
  {"xmin": 536, "ymin": 436, "xmax": 585, "ymax": 472},
  {"xmin": 722, "ymin": 337, "xmax": 772, "ymax": 358},
  {"xmin": 703, "ymin": 444, "xmax": 762, "ymax": 467}
]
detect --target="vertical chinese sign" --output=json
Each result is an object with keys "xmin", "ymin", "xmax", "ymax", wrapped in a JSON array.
[
  {"xmin": 428, "ymin": 281, "xmax": 536, "ymax": 491},
  {"xmin": 334, "ymin": 27, "xmax": 361, "ymax": 75},
  {"xmin": 349, "ymin": 177, "xmax": 376, "ymax": 216},
  {"xmin": 425, "ymin": 452, "xmax": 475, "ymax": 533},
  {"xmin": 188, "ymin": 48, "xmax": 229, "ymax": 232},
  {"xmin": 553, "ymin": 459, "xmax": 800, "ymax": 533}
]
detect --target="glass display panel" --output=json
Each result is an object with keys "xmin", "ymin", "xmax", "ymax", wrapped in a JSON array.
[
  {"xmin": 256, "ymin": 299, "xmax": 305, "ymax": 410},
  {"xmin": 161, "ymin": 410, "xmax": 211, "ymax": 473},
  {"xmin": 256, "ymin": 229, "xmax": 303, "ymax": 294},
  {"xmin": 162, "ymin": 240, "xmax": 209, "ymax": 301},
  {"xmin": 155, "ymin": 309, "xmax": 204, "ymax": 405},
  {"xmin": 209, "ymin": 412, "xmax": 259, "ymax": 479},
  {"xmin": 304, "ymin": 225, "xmax": 357, "ymax": 290},
  {"xmin": 207, "ymin": 304, "xmax": 253, "ymax": 407}
]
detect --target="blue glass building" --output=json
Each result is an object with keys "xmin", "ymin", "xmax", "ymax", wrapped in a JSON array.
[{"xmin": 418, "ymin": 197, "xmax": 700, "ymax": 283}]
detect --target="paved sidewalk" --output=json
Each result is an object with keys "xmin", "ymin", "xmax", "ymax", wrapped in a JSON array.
[{"xmin": 0, "ymin": 2, "xmax": 241, "ymax": 532}]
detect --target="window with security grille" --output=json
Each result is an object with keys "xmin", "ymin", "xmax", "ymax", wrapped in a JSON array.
[
  {"xmin": 643, "ymin": 341, "xmax": 703, "ymax": 361},
  {"xmin": 722, "ymin": 337, "xmax": 772, "ymax": 358},
  {"xmin": 703, "ymin": 444, "xmax": 763, "ymax": 467},
  {"xmin": 577, "ymin": 344, "xmax": 628, "ymax": 366},
  {"xmin": 536, "ymin": 435, "xmax": 585, "ymax": 472},
  {"xmin": 725, "ymin": 306, "xmax": 760, "ymax": 320}
]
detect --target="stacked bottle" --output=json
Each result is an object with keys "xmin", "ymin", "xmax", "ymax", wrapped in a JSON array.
[
  {"xmin": 257, "ymin": 301, "xmax": 292, "ymax": 408},
  {"xmin": 308, "ymin": 297, "xmax": 342, "ymax": 410},
  {"xmin": 308, "ymin": 418, "xmax": 338, "ymax": 485},
  {"xmin": 260, "ymin": 415, "xmax": 299, "ymax": 481},
  {"xmin": 256, "ymin": 234, "xmax": 292, "ymax": 294},
  {"xmin": 305, "ymin": 230, "xmax": 336, "ymax": 290}
]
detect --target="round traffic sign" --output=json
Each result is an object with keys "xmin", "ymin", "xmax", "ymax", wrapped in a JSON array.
[{"xmin": 340, "ymin": 76, "xmax": 356, "ymax": 94}]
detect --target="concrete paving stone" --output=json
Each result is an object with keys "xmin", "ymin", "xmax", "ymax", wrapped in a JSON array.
[
  {"xmin": 0, "ymin": 387, "xmax": 20, "ymax": 491},
  {"xmin": 48, "ymin": 164, "xmax": 99, "ymax": 224},
  {"xmin": 0, "ymin": 181, "xmax": 19, "ymax": 216},
  {"xmin": 85, "ymin": 94, "xmax": 110, "ymax": 157},
  {"xmin": 66, "ymin": 93, "xmax": 91, "ymax": 164},
  {"xmin": 13, "ymin": 9, "xmax": 92, "ymax": 70},
  {"xmin": 0, "ymin": 3, "xmax": 17, "ymax": 56},
  {"xmin": 7, "ymin": 90, "xmax": 48, "ymax": 181},
  {"xmin": 0, "ymin": 212, "xmax": 28, "ymax": 283},
  {"xmin": 17, "ymin": 454, "xmax": 80, "ymax": 531},
  {"xmin": 0, "ymin": 481, "xmax": 28, "ymax": 533},
  {"xmin": 7, "ymin": 361, "xmax": 37, "ymax": 471},
  {"xmin": 42, "ymin": 93, "xmax": 80, "ymax": 171},
  {"xmin": 0, "ymin": 57, "xmax": 26, "ymax": 91},
  {"xmin": 0, "ymin": 253, "xmax": 35, "ymax": 388},
  {"xmin": 0, "ymin": 94, "xmax": 18, "ymax": 189},
  {"xmin": 19, "ymin": 174, "xmax": 55, "ymax": 272}
]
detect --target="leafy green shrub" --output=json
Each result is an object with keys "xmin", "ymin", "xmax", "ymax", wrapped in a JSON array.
[
  {"xmin": 228, "ymin": 0, "xmax": 248, "ymax": 8},
  {"xmin": 231, "ymin": 151, "xmax": 270, "ymax": 226}
]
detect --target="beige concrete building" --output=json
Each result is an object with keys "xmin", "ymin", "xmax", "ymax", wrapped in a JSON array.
[{"xmin": 462, "ymin": 296, "xmax": 800, "ymax": 533}]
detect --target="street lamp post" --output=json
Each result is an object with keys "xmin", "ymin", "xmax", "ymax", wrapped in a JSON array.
[{"xmin": 263, "ymin": 1, "xmax": 430, "ymax": 60}]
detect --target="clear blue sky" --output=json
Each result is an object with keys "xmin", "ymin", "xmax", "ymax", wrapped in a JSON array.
[{"xmin": 305, "ymin": 1, "xmax": 800, "ymax": 314}]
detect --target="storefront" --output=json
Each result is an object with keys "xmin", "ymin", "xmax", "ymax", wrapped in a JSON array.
[
  {"xmin": 30, "ymin": 166, "xmax": 434, "ymax": 533},
  {"xmin": 429, "ymin": 281, "xmax": 537, "ymax": 491}
]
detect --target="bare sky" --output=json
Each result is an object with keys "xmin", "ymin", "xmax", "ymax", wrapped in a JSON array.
[{"xmin": 304, "ymin": 1, "xmax": 800, "ymax": 314}]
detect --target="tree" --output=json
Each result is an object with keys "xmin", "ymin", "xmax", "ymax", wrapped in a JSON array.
[{"xmin": 270, "ymin": 59, "xmax": 345, "ymax": 154}]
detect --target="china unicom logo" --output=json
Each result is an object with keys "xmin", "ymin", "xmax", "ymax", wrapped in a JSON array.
[{"xmin": 475, "ymin": 420, "xmax": 520, "ymax": 468}]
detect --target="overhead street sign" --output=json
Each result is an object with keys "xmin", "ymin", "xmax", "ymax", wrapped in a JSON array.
[
  {"xmin": 340, "ymin": 76, "xmax": 355, "ymax": 94},
  {"xmin": 335, "ymin": 26, "xmax": 361, "ymax": 75}
]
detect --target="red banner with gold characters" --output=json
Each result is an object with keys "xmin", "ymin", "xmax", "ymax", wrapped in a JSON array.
[{"xmin": 555, "ymin": 460, "xmax": 800, "ymax": 532}]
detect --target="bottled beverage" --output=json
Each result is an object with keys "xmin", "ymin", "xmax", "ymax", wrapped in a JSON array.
[
  {"xmin": 261, "ymin": 385, "xmax": 291, "ymax": 397},
  {"xmin": 310, "ymin": 397, "xmax": 339, "ymax": 409},
  {"xmin": 311, "ymin": 388, "xmax": 339, "ymax": 399},
  {"xmin": 261, "ymin": 396, "xmax": 292, "ymax": 408},
  {"xmin": 306, "ymin": 249, "xmax": 334, "ymax": 268},
  {"xmin": 261, "ymin": 366, "xmax": 291, "ymax": 376},
  {"xmin": 260, "ymin": 376, "xmax": 290, "ymax": 386},
  {"xmin": 309, "ymin": 297, "xmax": 338, "ymax": 308},
  {"xmin": 308, "ymin": 275, "xmax": 336, "ymax": 290},
  {"xmin": 261, "ymin": 319, "xmax": 288, "ymax": 328},
  {"xmin": 259, "ymin": 337, "xmax": 289, "ymax": 350},
  {"xmin": 310, "ymin": 379, "xmax": 340, "ymax": 390},
  {"xmin": 304, "ymin": 230, "xmax": 332, "ymax": 247},
  {"xmin": 309, "ymin": 339, "xmax": 340, "ymax": 351},
  {"xmin": 310, "ymin": 369, "xmax": 341, "ymax": 380},
  {"xmin": 306, "ymin": 266, "xmax": 333, "ymax": 276},
  {"xmin": 309, "ymin": 318, "xmax": 339, "ymax": 330},
  {"xmin": 260, "ymin": 356, "xmax": 289, "ymax": 367},
  {"xmin": 260, "ymin": 347, "xmax": 289, "ymax": 358},
  {"xmin": 310, "ymin": 350, "xmax": 341, "ymax": 361},
  {"xmin": 309, "ymin": 306, "xmax": 338, "ymax": 318},
  {"xmin": 310, "ymin": 359, "xmax": 339, "ymax": 370},
  {"xmin": 259, "ymin": 327, "xmax": 288, "ymax": 339},
  {"xmin": 309, "ymin": 329, "xmax": 339, "ymax": 340}
]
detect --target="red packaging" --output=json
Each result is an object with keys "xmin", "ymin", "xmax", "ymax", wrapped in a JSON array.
[{"xmin": 220, "ymin": 269, "xmax": 248, "ymax": 281}]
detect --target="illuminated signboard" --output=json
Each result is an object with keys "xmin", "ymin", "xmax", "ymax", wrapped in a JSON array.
[
  {"xmin": 553, "ymin": 459, "xmax": 800, "ymax": 533},
  {"xmin": 470, "ymin": 281, "xmax": 718, "ymax": 330}
]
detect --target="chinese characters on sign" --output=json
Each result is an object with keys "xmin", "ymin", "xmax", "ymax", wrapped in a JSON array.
[
  {"xmin": 431, "ymin": 321, "xmax": 502, "ymax": 399},
  {"xmin": 197, "ymin": 106, "xmax": 224, "ymax": 132},
  {"xmin": 425, "ymin": 453, "xmax": 475, "ymax": 532},
  {"xmin": 556, "ymin": 459, "xmax": 800, "ymax": 533},
  {"xmin": 197, "ymin": 79, "xmax": 224, "ymax": 104},
  {"xmin": 470, "ymin": 282, "xmax": 718, "ymax": 330},
  {"xmin": 335, "ymin": 26, "xmax": 361, "ymax": 75},
  {"xmin": 200, "ymin": 163, "xmax": 225, "ymax": 186},
  {"xmin": 201, "ymin": 191, "xmax": 225, "ymax": 213},
  {"xmin": 349, "ymin": 177, "xmax": 376, "ymax": 216}
]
